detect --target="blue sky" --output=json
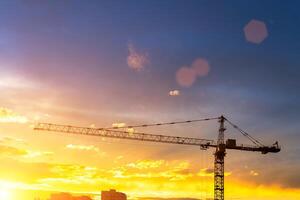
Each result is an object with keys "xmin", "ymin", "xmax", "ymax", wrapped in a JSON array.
[{"xmin": 0, "ymin": 1, "xmax": 300, "ymax": 198}]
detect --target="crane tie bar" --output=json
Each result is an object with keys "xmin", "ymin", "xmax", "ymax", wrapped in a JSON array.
[
  {"xmin": 224, "ymin": 118, "xmax": 265, "ymax": 147},
  {"xmin": 109, "ymin": 117, "xmax": 220, "ymax": 129}
]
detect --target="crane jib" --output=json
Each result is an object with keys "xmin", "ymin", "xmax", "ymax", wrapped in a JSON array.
[
  {"xmin": 33, "ymin": 116, "xmax": 281, "ymax": 200},
  {"xmin": 34, "ymin": 123, "xmax": 280, "ymax": 154}
]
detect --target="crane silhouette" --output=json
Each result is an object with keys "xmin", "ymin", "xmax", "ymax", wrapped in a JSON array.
[{"xmin": 34, "ymin": 115, "xmax": 280, "ymax": 200}]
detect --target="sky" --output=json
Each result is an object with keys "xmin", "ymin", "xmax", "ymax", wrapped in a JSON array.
[{"xmin": 0, "ymin": 0, "xmax": 300, "ymax": 199}]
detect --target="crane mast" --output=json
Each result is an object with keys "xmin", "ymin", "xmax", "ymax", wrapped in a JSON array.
[
  {"xmin": 214, "ymin": 116, "xmax": 226, "ymax": 200},
  {"xmin": 34, "ymin": 116, "xmax": 280, "ymax": 200}
]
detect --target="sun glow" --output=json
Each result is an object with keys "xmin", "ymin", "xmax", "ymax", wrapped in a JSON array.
[{"xmin": 0, "ymin": 189, "xmax": 11, "ymax": 200}]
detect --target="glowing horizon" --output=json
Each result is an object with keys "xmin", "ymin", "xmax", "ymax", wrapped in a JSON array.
[{"xmin": 1, "ymin": 1, "xmax": 300, "ymax": 199}]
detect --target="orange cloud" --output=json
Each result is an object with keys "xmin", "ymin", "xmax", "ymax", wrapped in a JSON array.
[
  {"xmin": 0, "ymin": 145, "xmax": 27, "ymax": 157},
  {"xmin": 0, "ymin": 156, "xmax": 299, "ymax": 200},
  {"xmin": 0, "ymin": 107, "xmax": 28, "ymax": 124},
  {"xmin": 197, "ymin": 168, "xmax": 231, "ymax": 177},
  {"xmin": 250, "ymin": 170, "xmax": 259, "ymax": 176}
]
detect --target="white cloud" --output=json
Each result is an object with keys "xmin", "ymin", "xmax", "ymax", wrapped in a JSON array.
[
  {"xmin": 126, "ymin": 127, "xmax": 135, "ymax": 134},
  {"xmin": 127, "ymin": 43, "xmax": 149, "ymax": 71},
  {"xmin": 66, "ymin": 144, "xmax": 100, "ymax": 152},
  {"xmin": 112, "ymin": 122, "xmax": 126, "ymax": 128},
  {"xmin": 169, "ymin": 90, "xmax": 180, "ymax": 96},
  {"xmin": 0, "ymin": 107, "xmax": 28, "ymax": 124}
]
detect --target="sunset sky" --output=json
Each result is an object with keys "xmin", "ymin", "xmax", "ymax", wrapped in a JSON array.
[{"xmin": 0, "ymin": 0, "xmax": 300, "ymax": 199}]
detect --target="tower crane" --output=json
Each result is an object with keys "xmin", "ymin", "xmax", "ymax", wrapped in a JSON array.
[{"xmin": 34, "ymin": 115, "xmax": 280, "ymax": 200}]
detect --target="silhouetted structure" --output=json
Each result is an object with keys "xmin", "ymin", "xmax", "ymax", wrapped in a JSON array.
[
  {"xmin": 49, "ymin": 193, "xmax": 92, "ymax": 200},
  {"xmin": 36, "ymin": 116, "xmax": 280, "ymax": 200},
  {"xmin": 101, "ymin": 189, "xmax": 126, "ymax": 200}
]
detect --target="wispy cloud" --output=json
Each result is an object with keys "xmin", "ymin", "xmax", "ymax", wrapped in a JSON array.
[
  {"xmin": 0, "ymin": 143, "xmax": 52, "ymax": 159},
  {"xmin": 66, "ymin": 144, "xmax": 100, "ymax": 152},
  {"xmin": 109, "ymin": 160, "xmax": 194, "ymax": 181},
  {"xmin": 0, "ymin": 107, "xmax": 28, "ymax": 124},
  {"xmin": 0, "ymin": 145, "xmax": 27, "ymax": 157},
  {"xmin": 0, "ymin": 74, "xmax": 36, "ymax": 89},
  {"xmin": 65, "ymin": 144, "xmax": 107, "ymax": 157},
  {"xmin": 23, "ymin": 151, "xmax": 54, "ymax": 159},
  {"xmin": 126, "ymin": 160, "xmax": 165, "ymax": 169},
  {"xmin": 0, "ymin": 137, "xmax": 26, "ymax": 144},
  {"xmin": 127, "ymin": 43, "xmax": 149, "ymax": 71}
]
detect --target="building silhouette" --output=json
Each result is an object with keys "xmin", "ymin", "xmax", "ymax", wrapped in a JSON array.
[
  {"xmin": 49, "ymin": 193, "xmax": 92, "ymax": 200},
  {"xmin": 101, "ymin": 189, "xmax": 127, "ymax": 200}
]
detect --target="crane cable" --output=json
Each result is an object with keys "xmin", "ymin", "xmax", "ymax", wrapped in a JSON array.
[
  {"xmin": 104, "ymin": 116, "xmax": 265, "ymax": 147},
  {"xmin": 107, "ymin": 117, "xmax": 220, "ymax": 129},
  {"xmin": 224, "ymin": 118, "xmax": 265, "ymax": 147}
]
